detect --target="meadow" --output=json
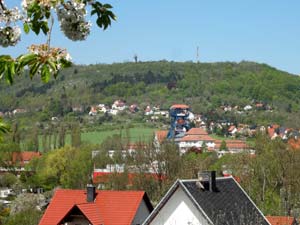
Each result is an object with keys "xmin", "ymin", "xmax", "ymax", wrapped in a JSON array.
[{"xmin": 35, "ymin": 126, "xmax": 157, "ymax": 151}]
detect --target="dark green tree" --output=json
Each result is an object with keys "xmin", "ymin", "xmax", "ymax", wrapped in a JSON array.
[{"xmin": 220, "ymin": 140, "xmax": 228, "ymax": 151}]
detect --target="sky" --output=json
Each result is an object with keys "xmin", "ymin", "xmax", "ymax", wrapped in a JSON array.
[{"xmin": 2, "ymin": 0, "xmax": 300, "ymax": 74}]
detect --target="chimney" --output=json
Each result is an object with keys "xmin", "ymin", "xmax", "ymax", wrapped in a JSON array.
[
  {"xmin": 197, "ymin": 171, "xmax": 217, "ymax": 192},
  {"xmin": 209, "ymin": 171, "xmax": 216, "ymax": 192},
  {"xmin": 86, "ymin": 184, "xmax": 96, "ymax": 202}
]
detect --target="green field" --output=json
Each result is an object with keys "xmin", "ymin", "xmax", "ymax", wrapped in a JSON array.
[
  {"xmin": 36, "ymin": 127, "xmax": 156, "ymax": 151},
  {"xmin": 81, "ymin": 127, "xmax": 156, "ymax": 144}
]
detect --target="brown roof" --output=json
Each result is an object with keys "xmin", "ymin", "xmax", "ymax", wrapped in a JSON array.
[
  {"xmin": 179, "ymin": 134, "xmax": 215, "ymax": 142},
  {"xmin": 288, "ymin": 138, "xmax": 300, "ymax": 150},
  {"xmin": 266, "ymin": 216, "xmax": 297, "ymax": 225},
  {"xmin": 170, "ymin": 104, "xmax": 189, "ymax": 109},
  {"xmin": 12, "ymin": 151, "xmax": 41, "ymax": 166},
  {"xmin": 155, "ymin": 130, "xmax": 168, "ymax": 143},
  {"xmin": 215, "ymin": 140, "xmax": 249, "ymax": 149},
  {"xmin": 228, "ymin": 125, "xmax": 236, "ymax": 132},
  {"xmin": 186, "ymin": 128, "xmax": 208, "ymax": 135}
]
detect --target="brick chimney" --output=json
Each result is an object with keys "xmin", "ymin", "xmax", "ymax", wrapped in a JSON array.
[{"xmin": 86, "ymin": 184, "xmax": 96, "ymax": 202}]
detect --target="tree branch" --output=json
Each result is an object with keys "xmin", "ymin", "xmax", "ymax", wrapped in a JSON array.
[
  {"xmin": 0, "ymin": 0, "xmax": 6, "ymax": 10},
  {"xmin": 47, "ymin": 14, "xmax": 54, "ymax": 49}
]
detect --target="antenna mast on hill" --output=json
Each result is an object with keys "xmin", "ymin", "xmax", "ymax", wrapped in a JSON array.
[{"xmin": 196, "ymin": 46, "xmax": 199, "ymax": 63}]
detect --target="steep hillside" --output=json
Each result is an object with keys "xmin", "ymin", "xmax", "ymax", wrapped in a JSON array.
[{"xmin": 1, "ymin": 60, "xmax": 300, "ymax": 126}]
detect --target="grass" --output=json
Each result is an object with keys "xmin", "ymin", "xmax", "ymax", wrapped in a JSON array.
[
  {"xmin": 36, "ymin": 126, "xmax": 156, "ymax": 151},
  {"xmin": 210, "ymin": 134, "xmax": 232, "ymax": 141},
  {"xmin": 81, "ymin": 127, "xmax": 156, "ymax": 144}
]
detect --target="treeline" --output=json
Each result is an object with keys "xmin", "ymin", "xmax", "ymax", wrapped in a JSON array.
[
  {"xmin": 1, "ymin": 60, "xmax": 300, "ymax": 126},
  {"xmin": 91, "ymin": 70, "xmax": 182, "ymax": 92}
]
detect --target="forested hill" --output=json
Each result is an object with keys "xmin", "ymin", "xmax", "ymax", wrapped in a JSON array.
[{"xmin": 1, "ymin": 60, "xmax": 300, "ymax": 119}]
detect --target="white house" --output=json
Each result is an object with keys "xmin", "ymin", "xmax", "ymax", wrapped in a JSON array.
[
  {"xmin": 88, "ymin": 106, "xmax": 98, "ymax": 116},
  {"xmin": 112, "ymin": 100, "xmax": 127, "ymax": 111},
  {"xmin": 143, "ymin": 171, "xmax": 271, "ymax": 225},
  {"xmin": 145, "ymin": 106, "xmax": 154, "ymax": 116},
  {"xmin": 175, "ymin": 128, "xmax": 215, "ymax": 154},
  {"xmin": 0, "ymin": 188, "xmax": 13, "ymax": 198},
  {"xmin": 244, "ymin": 105, "xmax": 253, "ymax": 111}
]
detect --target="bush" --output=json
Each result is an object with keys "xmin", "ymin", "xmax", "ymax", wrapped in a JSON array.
[{"xmin": 0, "ymin": 173, "xmax": 17, "ymax": 188}]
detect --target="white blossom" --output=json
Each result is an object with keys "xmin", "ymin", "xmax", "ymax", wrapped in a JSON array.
[
  {"xmin": 22, "ymin": 0, "xmax": 60, "ymax": 10},
  {"xmin": 0, "ymin": 26, "xmax": 21, "ymax": 47},
  {"xmin": 0, "ymin": 7, "xmax": 22, "ymax": 23},
  {"xmin": 56, "ymin": 1, "xmax": 91, "ymax": 41}
]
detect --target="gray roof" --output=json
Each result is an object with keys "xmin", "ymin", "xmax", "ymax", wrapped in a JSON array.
[
  {"xmin": 144, "ymin": 177, "xmax": 270, "ymax": 225},
  {"xmin": 182, "ymin": 177, "xmax": 270, "ymax": 225}
]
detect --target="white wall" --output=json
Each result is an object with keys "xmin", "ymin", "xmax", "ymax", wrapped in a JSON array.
[{"xmin": 149, "ymin": 187, "xmax": 210, "ymax": 225}]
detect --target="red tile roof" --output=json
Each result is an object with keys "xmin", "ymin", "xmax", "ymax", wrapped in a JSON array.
[
  {"xmin": 155, "ymin": 130, "xmax": 168, "ymax": 143},
  {"xmin": 75, "ymin": 203, "xmax": 103, "ymax": 225},
  {"xmin": 268, "ymin": 127, "xmax": 276, "ymax": 138},
  {"xmin": 179, "ymin": 134, "xmax": 215, "ymax": 142},
  {"xmin": 170, "ymin": 104, "xmax": 189, "ymax": 109},
  {"xmin": 288, "ymin": 138, "xmax": 300, "ymax": 150},
  {"xmin": 228, "ymin": 125, "xmax": 236, "ymax": 132},
  {"xmin": 267, "ymin": 124, "xmax": 280, "ymax": 138},
  {"xmin": 39, "ymin": 189, "xmax": 149, "ymax": 225},
  {"xmin": 266, "ymin": 216, "xmax": 297, "ymax": 225},
  {"xmin": 186, "ymin": 128, "xmax": 208, "ymax": 135},
  {"xmin": 215, "ymin": 140, "xmax": 249, "ymax": 150},
  {"xmin": 95, "ymin": 191, "xmax": 145, "ymax": 225},
  {"xmin": 12, "ymin": 151, "xmax": 41, "ymax": 166}
]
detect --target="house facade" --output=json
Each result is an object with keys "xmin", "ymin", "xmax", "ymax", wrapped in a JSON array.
[{"xmin": 143, "ymin": 172, "xmax": 270, "ymax": 225}]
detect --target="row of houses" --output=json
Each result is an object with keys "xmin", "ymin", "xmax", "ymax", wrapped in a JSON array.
[
  {"xmin": 0, "ymin": 108, "xmax": 28, "ymax": 117},
  {"xmin": 220, "ymin": 102, "xmax": 273, "ymax": 112},
  {"xmin": 155, "ymin": 127, "xmax": 253, "ymax": 156},
  {"xmin": 38, "ymin": 171, "xmax": 298, "ymax": 225},
  {"xmin": 88, "ymin": 100, "xmax": 171, "ymax": 118},
  {"xmin": 91, "ymin": 128, "xmax": 252, "ymax": 185}
]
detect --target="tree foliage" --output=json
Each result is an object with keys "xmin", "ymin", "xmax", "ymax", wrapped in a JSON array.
[
  {"xmin": 0, "ymin": 0, "xmax": 116, "ymax": 84},
  {"xmin": 25, "ymin": 144, "xmax": 94, "ymax": 189},
  {"xmin": 0, "ymin": 117, "xmax": 9, "ymax": 141},
  {"xmin": 220, "ymin": 134, "xmax": 300, "ymax": 216}
]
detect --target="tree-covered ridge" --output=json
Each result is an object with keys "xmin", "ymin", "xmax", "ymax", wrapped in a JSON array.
[{"xmin": 1, "ymin": 60, "xmax": 300, "ymax": 124}]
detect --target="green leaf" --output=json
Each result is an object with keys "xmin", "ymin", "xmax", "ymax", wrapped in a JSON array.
[
  {"xmin": 91, "ymin": 9, "xmax": 97, "ymax": 16},
  {"xmin": 23, "ymin": 23, "xmax": 30, "ymax": 34},
  {"xmin": 103, "ymin": 4, "xmax": 113, "ymax": 9},
  {"xmin": 41, "ymin": 64, "xmax": 50, "ymax": 83},
  {"xmin": 32, "ymin": 23, "xmax": 41, "ymax": 35},
  {"xmin": 10, "ymin": 61, "xmax": 15, "ymax": 75},
  {"xmin": 29, "ymin": 62, "xmax": 41, "ymax": 78},
  {"xmin": 96, "ymin": 18, "xmax": 103, "ymax": 28},
  {"xmin": 60, "ymin": 59, "xmax": 72, "ymax": 68},
  {"xmin": 17, "ymin": 54, "xmax": 37, "ymax": 68},
  {"xmin": 46, "ymin": 59, "xmax": 57, "ymax": 72},
  {"xmin": 0, "ymin": 118, "xmax": 9, "ymax": 134},
  {"xmin": 0, "ymin": 55, "xmax": 13, "ymax": 61},
  {"xmin": 5, "ymin": 63, "xmax": 13, "ymax": 84},
  {"xmin": 41, "ymin": 21, "xmax": 49, "ymax": 35}
]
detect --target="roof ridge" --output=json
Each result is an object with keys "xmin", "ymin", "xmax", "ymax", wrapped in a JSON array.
[
  {"xmin": 76, "ymin": 202, "xmax": 96, "ymax": 205},
  {"xmin": 179, "ymin": 176, "xmax": 233, "ymax": 182}
]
